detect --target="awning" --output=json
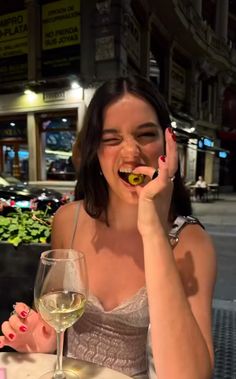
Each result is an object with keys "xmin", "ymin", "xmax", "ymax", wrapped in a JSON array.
[
  {"xmin": 197, "ymin": 145, "xmax": 230, "ymax": 158},
  {"xmin": 206, "ymin": 146, "xmax": 230, "ymax": 154},
  {"xmin": 175, "ymin": 127, "xmax": 199, "ymax": 139},
  {"xmin": 170, "ymin": 111, "xmax": 198, "ymax": 143}
]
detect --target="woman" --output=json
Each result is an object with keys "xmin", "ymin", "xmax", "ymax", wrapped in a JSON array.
[{"xmin": 0, "ymin": 76, "xmax": 216, "ymax": 379}]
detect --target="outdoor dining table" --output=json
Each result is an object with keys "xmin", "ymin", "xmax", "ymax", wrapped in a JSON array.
[{"xmin": 0, "ymin": 352, "xmax": 132, "ymax": 379}]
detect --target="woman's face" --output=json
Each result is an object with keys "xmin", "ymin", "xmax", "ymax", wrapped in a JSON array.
[{"xmin": 97, "ymin": 93, "xmax": 165, "ymax": 204}]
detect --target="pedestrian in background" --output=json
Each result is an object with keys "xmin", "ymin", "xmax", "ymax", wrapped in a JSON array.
[{"xmin": 195, "ymin": 175, "xmax": 208, "ymax": 201}]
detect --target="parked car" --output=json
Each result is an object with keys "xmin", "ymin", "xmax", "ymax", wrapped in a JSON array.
[{"xmin": 0, "ymin": 174, "xmax": 65, "ymax": 214}]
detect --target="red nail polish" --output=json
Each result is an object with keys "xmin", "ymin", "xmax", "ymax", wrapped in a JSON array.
[
  {"xmin": 168, "ymin": 127, "xmax": 173, "ymax": 134},
  {"xmin": 171, "ymin": 132, "xmax": 176, "ymax": 141},
  {"xmin": 20, "ymin": 311, "xmax": 28, "ymax": 318},
  {"xmin": 160, "ymin": 155, "xmax": 166, "ymax": 162},
  {"xmin": 19, "ymin": 325, "xmax": 27, "ymax": 332},
  {"xmin": 8, "ymin": 333, "xmax": 15, "ymax": 340}
]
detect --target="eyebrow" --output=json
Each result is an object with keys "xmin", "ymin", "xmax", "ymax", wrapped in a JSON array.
[{"xmin": 102, "ymin": 122, "xmax": 159, "ymax": 134}]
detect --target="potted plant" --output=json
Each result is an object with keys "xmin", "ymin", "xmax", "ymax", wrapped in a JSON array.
[
  {"xmin": 0, "ymin": 207, "xmax": 52, "ymax": 327},
  {"xmin": 0, "ymin": 208, "xmax": 52, "ymax": 246}
]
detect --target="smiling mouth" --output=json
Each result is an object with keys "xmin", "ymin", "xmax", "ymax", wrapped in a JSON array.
[{"xmin": 118, "ymin": 171, "xmax": 145, "ymax": 186}]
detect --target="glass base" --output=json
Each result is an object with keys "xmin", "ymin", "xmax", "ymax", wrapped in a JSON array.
[{"xmin": 38, "ymin": 369, "xmax": 80, "ymax": 379}]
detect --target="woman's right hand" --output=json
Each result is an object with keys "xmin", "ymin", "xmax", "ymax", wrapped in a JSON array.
[
  {"xmin": 0, "ymin": 302, "xmax": 56, "ymax": 353},
  {"xmin": 133, "ymin": 127, "xmax": 178, "ymax": 235}
]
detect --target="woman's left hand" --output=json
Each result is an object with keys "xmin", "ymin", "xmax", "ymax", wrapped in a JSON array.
[{"xmin": 133, "ymin": 127, "xmax": 178, "ymax": 235}]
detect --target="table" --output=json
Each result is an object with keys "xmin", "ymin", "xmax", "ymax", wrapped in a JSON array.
[
  {"xmin": 208, "ymin": 184, "xmax": 219, "ymax": 200},
  {"xmin": 189, "ymin": 185, "xmax": 209, "ymax": 202},
  {"xmin": 0, "ymin": 352, "xmax": 132, "ymax": 379}
]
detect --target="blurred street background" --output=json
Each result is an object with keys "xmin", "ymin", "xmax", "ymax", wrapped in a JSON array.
[
  {"xmin": 192, "ymin": 193, "xmax": 236, "ymax": 303},
  {"xmin": 194, "ymin": 193, "xmax": 236, "ymax": 378}
]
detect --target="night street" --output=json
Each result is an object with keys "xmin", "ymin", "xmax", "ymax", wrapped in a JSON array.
[
  {"xmin": 192, "ymin": 194, "xmax": 236, "ymax": 378},
  {"xmin": 192, "ymin": 194, "xmax": 236, "ymax": 301}
]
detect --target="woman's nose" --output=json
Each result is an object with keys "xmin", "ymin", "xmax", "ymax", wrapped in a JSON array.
[{"xmin": 121, "ymin": 138, "xmax": 141, "ymax": 157}]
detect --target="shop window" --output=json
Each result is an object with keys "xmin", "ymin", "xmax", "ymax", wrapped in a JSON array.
[
  {"xmin": 0, "ymin": 117, "xmax": 28, "ymax": 181},
  {"xmin": 39, "ymin": 114, "xmax": 77, "ymax": 180},
  {"xmin": 2, "ymin": 145, "xmax": 29, "ymax": 181}
]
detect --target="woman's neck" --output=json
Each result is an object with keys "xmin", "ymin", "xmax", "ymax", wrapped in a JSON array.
[{"xmin": 106, "ymin": 196, "xmax": 139, "ymax": 231}]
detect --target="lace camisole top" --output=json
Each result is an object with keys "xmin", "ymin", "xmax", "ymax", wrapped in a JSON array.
[{"xmin": 65, "ymin": 203, "xmax": 202, "ymax": 378}]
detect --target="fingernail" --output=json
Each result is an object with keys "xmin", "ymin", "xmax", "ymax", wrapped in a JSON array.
[
  {"xmin": 20, "ymin": 311, "xmax": 28, "ymax": 318},
  {"xmin": 8, "ymin": 333, "xmax": 15, "ymax": 340},
  {"xmin": 168, "ymin": 127, "xmax": 173, "ymax": 133},
  {"xmin": 160, "ymin": 155, "xmax": 166, "ymax": 162},
  {"xmin": 152, "ymin": 170, "xmax": 158, "ymax": 180},
  {"xmin": 171, "ymin": 132, "xmax": 176, "ymax": 141},
  {"xmin": 19, "ymin": 325, "xmax": 27, "ymax": 332}
]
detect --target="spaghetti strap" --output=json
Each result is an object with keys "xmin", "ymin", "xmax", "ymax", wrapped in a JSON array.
[{"xmin": 70, "ymin": 202, "xmax": 80, "ymax": 249}]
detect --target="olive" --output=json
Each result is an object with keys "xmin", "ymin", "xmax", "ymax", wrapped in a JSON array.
[{"xmin": 128, "ymin": 173, "xmax": 144, "ymax": 186}]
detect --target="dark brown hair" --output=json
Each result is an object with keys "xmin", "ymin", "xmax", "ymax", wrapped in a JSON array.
[{"xmin": 75, "ymin": 75, "xmax": 191, "ymax": 220}]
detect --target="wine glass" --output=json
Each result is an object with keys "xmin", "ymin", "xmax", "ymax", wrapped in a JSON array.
[{"xmin": 34, "ymin": 249, "xmax": 88, "ymax": 379}]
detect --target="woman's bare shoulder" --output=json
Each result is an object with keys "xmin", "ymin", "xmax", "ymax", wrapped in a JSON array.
[
  {"xmin": 174, "ymin": 223, "xmax": 217, "ymax": 294},
  {"xmin": 174, "ymin": 222, "xmax": 215, "ymax": 258},
  {"xmin": 53, "ymin": 201, "xmax": 80, "ymax": 220},
  {"xmin": 174, "ymin": 223, "xmax": 216, "ymax": 366},
  {"xmin": 51, "ymin": 201, "xmax": 81, "ymax": 248}
]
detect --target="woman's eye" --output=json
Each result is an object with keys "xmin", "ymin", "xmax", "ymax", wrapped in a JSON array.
[
  {"xmin": 101, "ymin": 138, "xmax": 121, "ymax": 145},
  {"xmin": 138, "ymin": 132, "xmax": 158, "ymax": 139}
]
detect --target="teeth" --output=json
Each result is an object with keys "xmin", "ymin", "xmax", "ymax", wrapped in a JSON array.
[{"xmin": 118, "ymin": 168, "xmax": 133, "ymax": 173}]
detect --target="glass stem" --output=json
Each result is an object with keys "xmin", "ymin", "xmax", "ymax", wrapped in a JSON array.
[{"xmin": 54, "ymin": 331, "xmax": 66, "ymax": 379}]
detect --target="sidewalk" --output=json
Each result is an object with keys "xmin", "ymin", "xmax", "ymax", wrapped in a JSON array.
[
  {"xmin": 192, "ymin": 192, "xmax": 236, "ymax": 378},
  {"xmin": 192, "ymin": 192, "xmax": 236, "ymax": 226}
]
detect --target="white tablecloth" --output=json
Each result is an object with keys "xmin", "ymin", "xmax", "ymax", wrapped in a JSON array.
[{"xmin": 0, "ymin": 352, "xmax": 131, "ymax": 379}]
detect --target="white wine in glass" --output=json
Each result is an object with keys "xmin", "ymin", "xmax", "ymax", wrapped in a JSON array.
[{"xmin": 34, "ymin": 249, "xmax": 88, "ymax": 379}]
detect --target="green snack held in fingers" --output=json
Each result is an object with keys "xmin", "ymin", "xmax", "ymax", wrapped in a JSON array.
[{"xmin": 128, "ymin": 173, "xmax": 144, "ymax": 186}]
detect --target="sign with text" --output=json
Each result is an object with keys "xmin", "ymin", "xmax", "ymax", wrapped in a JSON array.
[
  {"xmin": 0, "ymin": 10, "xmax": 28, "ymax": 59},
  {"xmin": 0, "ymin": 9, "xmax": 28, "ymax": 83},
  {"xmin": 0, "ymin": 124, "xmax": 26, "ymax": 140},
  {"xmin": 41, "ymin": 0, "xmax": 80, "ymax": 77},
  {"xmin": 43, "ymin": 90, "xmax": 65, "ymax": 102}
]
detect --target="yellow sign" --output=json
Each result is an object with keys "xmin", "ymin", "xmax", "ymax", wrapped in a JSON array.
[
  {"xmin": 42, "ymin": 0, "xmax": 80, "ymax": 50},
  {"xmin": 0, "ymin": 10, "xmax": 28, "ymax": 58}
]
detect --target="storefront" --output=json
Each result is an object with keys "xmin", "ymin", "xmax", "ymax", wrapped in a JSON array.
[
  {"xmin": 37, "ymin": 110, "xmax": 78, "ymax": 181},
  {"xmin": 0, "ymin": 116, "xmax": 27, "ymax": 180},
  {"xmin": 0, "ymin": 86, "xmax": 88, "ymax": 182}
]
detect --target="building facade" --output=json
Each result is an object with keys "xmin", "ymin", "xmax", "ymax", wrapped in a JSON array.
[{"xmin": 0, "ymin": 0, "xmax": 235, "ymax": 188}]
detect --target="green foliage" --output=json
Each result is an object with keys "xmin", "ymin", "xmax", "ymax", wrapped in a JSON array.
[{"xmin": 0, "ymin": 209, "xmax": 52, "ymax": 247}]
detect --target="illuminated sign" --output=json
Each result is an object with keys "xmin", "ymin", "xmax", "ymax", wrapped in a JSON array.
[
  {"xmin": 198, "ymin": 137, "xmax": 214, "ymax": 149},
  {"xmin": 0, "ymin": 9, "xmax": 28, "ymax": 83},
  {"xmin": 0, "ymin": 10, "xmax": 28, "ymax": 58},
  {"xmin": 218, "ymin": 151, "xmax": 228, "ymax": 158},
  {"xmin": 203, "ymin": 138, "xmax": 214, "ymax": 147},
  {"xmin": 198, "ymin": 139, "xmax": 204, "ymax": 149},
  {"xmin": 42, "ymin": 0, "xmax": 80, "ymax": 50},
  {"xmin": 41, "ymin": 0, "xmax": 81, "ymax": 77}
]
